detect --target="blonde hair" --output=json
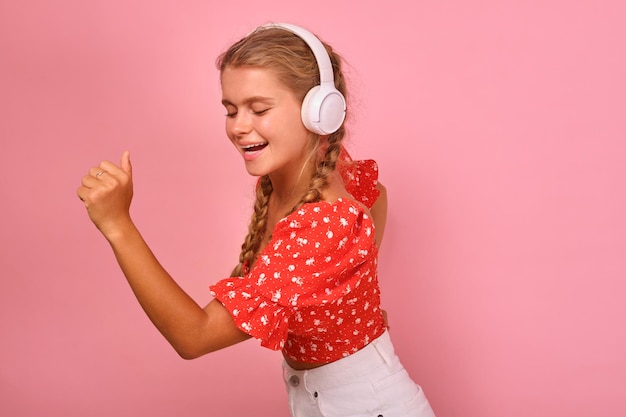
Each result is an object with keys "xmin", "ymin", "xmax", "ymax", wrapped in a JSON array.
[{"xmin": 218, "ymin": 26, "xmax": 348, "ymax": 276}]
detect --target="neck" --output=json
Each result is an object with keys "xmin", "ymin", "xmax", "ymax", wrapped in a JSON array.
[
  {"xmin": 268, "ymin": 161, "xmax": 316, "ymax": 212},
  {"xmin": 269, "ymin": 172, "xmax": 311, "ymax": 207}
]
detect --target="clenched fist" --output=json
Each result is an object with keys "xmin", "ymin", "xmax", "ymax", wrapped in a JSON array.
[{"xmin": 77, "ymin": 151, "xmax": 134, "ymax": 239}]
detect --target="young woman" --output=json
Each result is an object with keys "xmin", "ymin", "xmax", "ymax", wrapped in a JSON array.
[{"xmin": 77, "ymin": 22, "xmax": 435, "ymax": 417}]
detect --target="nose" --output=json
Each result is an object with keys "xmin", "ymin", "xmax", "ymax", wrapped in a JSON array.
[{"xmin": 229, "ymin": 111, "xmax": 252, "ymax": 136}]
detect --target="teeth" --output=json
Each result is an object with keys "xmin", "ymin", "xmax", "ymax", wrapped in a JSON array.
[
  {"xmin": 242, "ymin": 143, "xmax": 267, "ymax": 149},
  {"xmin": 242, "ymin": 143, "xmax": 268, "ymax": 152}
]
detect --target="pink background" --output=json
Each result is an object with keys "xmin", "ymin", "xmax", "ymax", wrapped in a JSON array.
[{"xmin": 1, "ymin": 1, "xmax": 625, "ymax": 416}]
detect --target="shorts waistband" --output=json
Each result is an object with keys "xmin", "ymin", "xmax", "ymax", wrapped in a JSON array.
[{"xmin": 282, "ymin": 330, "xmax": 396, "ymax": 391}]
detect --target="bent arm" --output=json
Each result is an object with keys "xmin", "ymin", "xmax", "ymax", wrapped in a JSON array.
[
  {"xmin": 370, "ymin": 182, "xmax": 388, "ymax": 248},
  {"xmin": 108, "ymin": 222, "xmax": 250, "ymax": 359},
  {"xmin": 370, "ymin": 182, "xmax": 389, "ymax": 328},
  {"xmin": 77, "ymin": 152, "xmax": 250, "ymax": 359}
]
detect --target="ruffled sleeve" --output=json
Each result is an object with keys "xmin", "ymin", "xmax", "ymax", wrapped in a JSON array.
[
  {"xmin": 338, "ymin": 146, "xmax": 380, "ymax": 209},
  {"xmin": 209, "ymin": 199, "xmax": 376, "ymax": 351}
]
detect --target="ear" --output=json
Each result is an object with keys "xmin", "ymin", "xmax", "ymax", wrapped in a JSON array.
[{"xmin": 301, "ymin": 84, "xmax": 346, "ymax": 135}]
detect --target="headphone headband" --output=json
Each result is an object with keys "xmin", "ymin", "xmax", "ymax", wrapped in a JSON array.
[
  {"xmin": 262, "ymin": 23, "xmax": 335, "ymax": 86},
  {"xmin": 258, "ymin": 22, "xmax": 346, "ymax": 135}
]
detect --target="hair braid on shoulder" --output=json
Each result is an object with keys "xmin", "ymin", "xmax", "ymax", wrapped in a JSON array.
[
  {"xmin": 287, "ymin": 133, "xmax": 343, "ymax": 216},
  {"xmin": 292, "ymin": 44, "xmax": 347, "ymax": 210},
  {"xmin": 231, "ymin": 175, "xmax": 273, "ymax": 276}
]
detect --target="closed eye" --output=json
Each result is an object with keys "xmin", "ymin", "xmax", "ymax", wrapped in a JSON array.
[{"xmin": 253, "ymin": 108, "xmax": 270, "ymax": 116}]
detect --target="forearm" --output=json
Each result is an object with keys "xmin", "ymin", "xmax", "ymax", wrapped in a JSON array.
[
  {"xmin": 79, "ymin": 152, "xmax": 250, "ymax": 358},
  {"xmin": 105, "ymin": 220, "xmax": 209, "ymax": 356}
]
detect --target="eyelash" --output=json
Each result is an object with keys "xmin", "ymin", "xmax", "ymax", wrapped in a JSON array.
[{"xmin": 225, "ymin": 109, "xmax": 269, "ymax": 118}]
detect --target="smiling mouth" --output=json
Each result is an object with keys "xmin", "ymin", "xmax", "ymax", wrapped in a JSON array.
[{"xmin": 242, "ymin": 143, "xmax": 268, "ymax": 153}]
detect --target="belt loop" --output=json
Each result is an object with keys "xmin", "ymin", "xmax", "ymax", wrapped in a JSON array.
[{"xmin": 373, "ymin": 332, "xmax": 393, "ymax": 367}]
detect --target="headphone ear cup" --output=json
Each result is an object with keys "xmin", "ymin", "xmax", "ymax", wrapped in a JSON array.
[{"xmin": 301, "ymin": 85, "xmax": 346, "ymax": 135}]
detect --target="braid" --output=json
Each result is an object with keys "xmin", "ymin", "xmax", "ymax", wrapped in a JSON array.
[
  {"xmin": 234, "ymin": 135, "xmax": 343, "ymax": 276},
  {"xmin": 287, "ymin": 44, "xmax": 348, "ymax": 212},
  {"xmin": 221, "ymin": 26, "xmax": 349, "ymax": 275},
  {"xmin": 287, "ymin": 132, "xmax": 343, "ymax": 215},
  {"xmin": 231, "ymin": 175, "xmax": 273, "ymax": 276}
]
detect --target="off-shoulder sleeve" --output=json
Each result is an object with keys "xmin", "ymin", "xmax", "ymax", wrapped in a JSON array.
[
  {"xmin": 338, "ymin": 146, "xmax": 380, "ymax": 209},
  {"xmin": 209, "ymin": 199, "xmax": 376, "ymax": 351}
]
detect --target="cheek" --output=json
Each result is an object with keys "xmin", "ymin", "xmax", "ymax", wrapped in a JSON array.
[
  {"xmin": 224, "ymin": 119, "xmax": 235, "ymax": 139},
  {"xmin": 271, "ymin": 109, "xmax": 306, "ymax": 137},
  {"xmin": 225, "ymin": 127, "xmax": 238, "ymax": 149},
  {"xmin": 254, "ymin": 115, "xmax": 275, "ymax": 132}
]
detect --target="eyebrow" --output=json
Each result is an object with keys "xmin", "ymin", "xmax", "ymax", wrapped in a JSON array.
[{"xmin": 221, "ymin": 96, "xmax": 276, "ymax": 107}]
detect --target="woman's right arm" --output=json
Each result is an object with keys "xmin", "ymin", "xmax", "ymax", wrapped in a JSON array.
[
  {"xmin": 370, "ymin": 181, "xmax": 389, "ymax": 328},
  {"xmin": 77, "ymin": 151, "xmax": 250, "ymax": 359},
  {"xmin": 370, "ymin": 182, "xmax": 388, "ymax": 249}
]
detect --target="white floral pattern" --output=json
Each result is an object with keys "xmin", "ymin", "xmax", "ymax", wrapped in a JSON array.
[{"xmin": 210, "ymin": 149, "xmax": 384, "ymax": 363}]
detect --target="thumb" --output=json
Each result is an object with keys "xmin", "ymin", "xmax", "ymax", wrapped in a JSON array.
[{"xmin": 120, "ymin": 150, "xmax": 132, "ymax": 175}]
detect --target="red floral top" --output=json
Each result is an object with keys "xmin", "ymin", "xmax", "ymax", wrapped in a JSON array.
[{"xmin": 210, "ymin": 148, "xmax": 385, "ymax": 363}]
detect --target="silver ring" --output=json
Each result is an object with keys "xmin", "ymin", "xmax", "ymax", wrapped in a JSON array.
[{"xmin": 96, "ymin": 171, "xmax": 105, "ymax": 178}]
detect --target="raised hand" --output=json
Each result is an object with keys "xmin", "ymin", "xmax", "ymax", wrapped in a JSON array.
[{"xmin": 77, "ymin": 151, "xmax": 134, "ymax": 239}]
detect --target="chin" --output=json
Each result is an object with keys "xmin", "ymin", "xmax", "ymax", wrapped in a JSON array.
[{"xmin": 243, "ymin": 163, "xmax": 269, "ymax": 178}]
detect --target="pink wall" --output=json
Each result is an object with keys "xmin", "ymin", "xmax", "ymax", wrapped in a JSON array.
[{"xmin": 1, "ymin": 1, "xmax": 624, "ymax": 416}]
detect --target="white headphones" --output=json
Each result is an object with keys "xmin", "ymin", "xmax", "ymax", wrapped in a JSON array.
[{"xmin": 261, "ymin": 23, "xmax": 347, "ymax": 135}]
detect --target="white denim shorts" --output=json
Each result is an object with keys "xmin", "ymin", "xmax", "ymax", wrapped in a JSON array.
[{"xmin": 282, "ymin": 331, "xmax": 436, "ymax": 417}]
